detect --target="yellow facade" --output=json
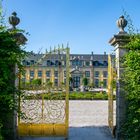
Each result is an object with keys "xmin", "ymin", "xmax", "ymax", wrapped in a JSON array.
[
  {"xmin": 23, "ymin": 66, "xmax": 108, "ymax": 89},
  {"xmin": 21, "ymin": 52, "xmax": 113, "ymax": 89}
]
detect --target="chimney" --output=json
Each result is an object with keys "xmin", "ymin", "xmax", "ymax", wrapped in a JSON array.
[{"xmin": 91, "ymin": 51, "xmax": 94, "ymax": 60}]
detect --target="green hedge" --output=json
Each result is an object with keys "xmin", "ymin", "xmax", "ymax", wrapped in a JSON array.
[
  {"xmin": 121, "ymin": 34, "xmax": 140, "ymax": 139},
  {"xmin": 24, "ymin": 92, "xmax": 116, "ymax": 100},
  {"xmin": 69, "ymin": 92, "xmax": 108, "ymax": 100}
]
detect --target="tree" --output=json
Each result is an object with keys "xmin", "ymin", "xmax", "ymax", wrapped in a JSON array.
[
  {"xmin": 31, "ymin": 79, "xmax": 42, "ymax": 86},
  {"xmin": 69, "ymin": 77, "xmax": 73, "ymax": 85},
  {"xmin": 46, "ymin": 80, "xmax": 53, "ymax": 87},
  {"xmin": 88, "ymin": 82, "xmax": 94, "ymax": 88},
  {"xmin": 99, "ymin": 81, "xmax": 104, "ymax": 88},
  {"xmin": 82, "ymin": 77, "xmax": 88, "ymax": 86},
  {"xmin": 69, "ymin": 77, "xmax": 73, "ymax": 90},
  {"xmin": 46, "ymin": 80, "xmax": 53, "ymax": 93}
]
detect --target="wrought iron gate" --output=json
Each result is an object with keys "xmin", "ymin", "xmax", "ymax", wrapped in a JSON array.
[
  {"xmin": 18, "ymin": 45, "xmax": 70, "ymax": 139},
  {"xmin": 108, "ymin": 54, "xmax": 116, "ymax": 135}
]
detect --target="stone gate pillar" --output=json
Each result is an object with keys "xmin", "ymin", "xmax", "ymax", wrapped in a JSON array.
[
  {"xmin": 8, "ymin": 12, "xmax": 27, "ymax": 140},
  {"xmin": 109, "ymin": 16, "xmax": 130, "ymax": 140}
]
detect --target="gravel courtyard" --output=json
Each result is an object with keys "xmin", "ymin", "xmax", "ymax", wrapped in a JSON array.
[
  {"xmin": 20, "ymin": 100, "xmax": 116, "ymax": 140},
  {"xmin": 69, "ymin": 100, "xmax": 116, "ymax": 140}
]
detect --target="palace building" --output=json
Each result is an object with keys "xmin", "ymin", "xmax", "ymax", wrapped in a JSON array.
[{"xmin": 22, "ymin": 51, "xmax": 115, "ymax": 89}]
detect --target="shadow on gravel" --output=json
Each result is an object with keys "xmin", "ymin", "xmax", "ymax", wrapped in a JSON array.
[{"xmin": 19, "ymin": 125, "xmax": 116, "ymax": 140}]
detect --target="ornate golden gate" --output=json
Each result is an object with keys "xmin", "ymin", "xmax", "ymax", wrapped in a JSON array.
[
  {"xmin": 108, "ymin": 54, "xmax": 116, "ymax": 136},
  {"xmin": 18, "ymin": 45, "xmax": 70, "ymax": 139}
]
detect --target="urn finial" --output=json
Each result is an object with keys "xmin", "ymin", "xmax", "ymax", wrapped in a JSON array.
[
  {"xmin": 116, "ymin": 15, "xmax": 127, "ymax": 33},
  {"xmin": 8, "ymin": 12, "xmax": 27, "ymax": 45},
  {"xmin": 9, "ymin": 12, "xmax": 20, "ymax": 29}
]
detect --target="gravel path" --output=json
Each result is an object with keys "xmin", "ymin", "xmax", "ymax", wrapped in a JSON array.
[{"xmin": 20, "ymin": 100, "xmax": 116, "ymax": 140}]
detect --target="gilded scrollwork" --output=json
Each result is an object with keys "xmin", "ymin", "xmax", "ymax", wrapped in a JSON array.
[{"xmin": 20, "ymin": 89, "xmax": 66, "ymax": 124}]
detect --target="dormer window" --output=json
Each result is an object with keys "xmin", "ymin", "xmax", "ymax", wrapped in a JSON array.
[
  {"xmin": 46, "ymin": 60, "xmax": 51, "ymax": 66},
  {"xmin": 30, "ymin": 60, "xmax": 34, "ymax": 65},
  {"xmin": 93, "ymin": 61, "xmax": 99, "ymax": 66},
  {"xmin": 22, "ymin": 60, "xmax": 26, "ymax": 65},
  {"xmin": 26, "ymin": 61, "xmax": 30, "ymax": 66},
  {"xmin": 72, "ymin": 59, "xmax": 82, "ymax": 66},
  {"xmin": 103, "ymin": 61, "xmax": 108, "ymax": 66},
  {"xmin": 55, "ymin": 60, "xmax": 61, "ymax": 66}
]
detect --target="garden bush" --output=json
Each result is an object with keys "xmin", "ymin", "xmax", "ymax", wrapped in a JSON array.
[{"xmin": 122, "ymin": 34, "xmax": 140, "ymax": 140}]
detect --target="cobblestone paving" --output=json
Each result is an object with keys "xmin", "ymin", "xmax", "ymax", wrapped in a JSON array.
[{"xmin": 20, "ymin": 100, "xmax": 116, "ymax": 140}]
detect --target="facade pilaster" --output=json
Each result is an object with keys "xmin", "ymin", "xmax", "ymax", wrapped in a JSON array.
[
  {"xmin": 51, "ymin": 68, "xmax": 54, "ymax": 86},
  {"xmin": 42, "ymin": 68, "xmax": 46, "ymax": 84},
  {"xmin": 26, "ymin": 68, "xmax": 30, "ymax": 82},
  {"xmin": 34, "ymin": 68, "xmax": 38, "ymax": 79}
]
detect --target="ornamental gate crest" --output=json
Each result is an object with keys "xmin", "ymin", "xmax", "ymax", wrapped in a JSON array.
[{"xmin": 18, "ymin": 45, "xmax": 70, "ymax": 139}]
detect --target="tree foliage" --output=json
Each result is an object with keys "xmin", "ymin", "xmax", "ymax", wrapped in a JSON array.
[
  {"xmin": 82, "ymin": 77, "xmax": 88, "ymax": 86},
  {"xmin": 122, "ymin": 34, "xmax": 140, "ymax": 140},
  {"xmin": 0, "ymin": 4, "xmax": 26, "ymax": 139},
  {"xmin": 0, "ymin": 29, "xmax": 26, "ymax": 139},
  {"xmin": 31, "ymin": 79, "xmax": 42, "ymax": 86}
]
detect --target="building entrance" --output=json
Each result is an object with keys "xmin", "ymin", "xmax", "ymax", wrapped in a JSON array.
[{"xmin": 73, "ymin": 76, "xmax": 80, "ymax": 88}]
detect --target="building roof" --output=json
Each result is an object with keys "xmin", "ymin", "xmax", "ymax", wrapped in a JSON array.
[
  {"xmin": 25, "ymin": 52, "xmax": 114, "ymax": 60},
  {"xmin": 23, "ymin": 52, "xmax": 115, "ymax": 67}
]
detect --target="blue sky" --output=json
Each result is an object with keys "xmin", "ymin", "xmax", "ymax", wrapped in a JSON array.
[{"xmin": 2, "ymin": 0, "xmax": 140, "ymax": 54}]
